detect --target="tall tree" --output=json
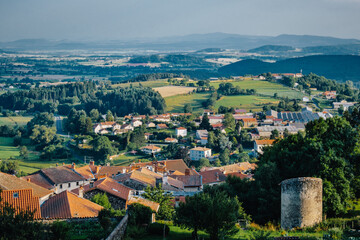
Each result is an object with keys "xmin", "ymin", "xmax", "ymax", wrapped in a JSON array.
[
  {"xmin": 143, "ymin": 185, "xmax": 174, "ymax": 220},
  {"xmin": 199, "ymin": 114, "xmax": 212, "ymax": 131}
]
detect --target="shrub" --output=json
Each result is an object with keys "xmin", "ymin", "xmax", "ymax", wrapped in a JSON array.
[
  {"xmin": 125, "ymin": 225, "xmax": 147, "ymax": 239},
  {"xmin": 51, "ymin": 221, "xmax": 71, "ymax": 240},
  {"xmin": 128, "ymin": 203, "xmax": 153, "ymax": 226},
  {"xmin": 148, "ymin": 222, "xmax": 170, "ymax": 236},
  {"xmin": 248, "ymin": 230, "xmax": 272, "ymax": 240}
]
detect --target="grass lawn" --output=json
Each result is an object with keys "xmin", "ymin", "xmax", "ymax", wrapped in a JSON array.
[
  {"xmin": 112, "ymin": 80, "xmax": 169, "ymax": 88},
  {"xmin": 165, "ymin": 92, "xmax": 210, "ymax": 113},
  {"xmin": 112, "ymin": 153, "xmax": 144, "ymax": 166},
  {"xmin": 215, "ymin": 95, "xmax": 279, "ymax": 112},
  {"xmin": 0, "ymin": 116, "xmax": 33, "ymax": 126},
  {"xmin": 210, "ymin": 79, "xmax": 305, "ymax": 99},
  {"xmin": 141, "ymin": 225, "xmax": 324, "ymax": 240}
]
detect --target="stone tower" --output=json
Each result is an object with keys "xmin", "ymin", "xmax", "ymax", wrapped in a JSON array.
[{"xmin": 281, "ymin": 177, "xmax": 322, "ymax": 229}]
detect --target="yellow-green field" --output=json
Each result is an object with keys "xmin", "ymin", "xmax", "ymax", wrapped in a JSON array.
[
  {"xmin": 210, "ymin": 79, "xmax": 305, "ymax": 99},
  {"xmin": 112, "ymin": 80, "xmax": 169, "ymax": 88},
  {"xmin": 215, "ymin": 95, "xmax": 279, "ymax": 111},
  {"xmin": 0, "ymin": 116, "xmax": 33, "ymax": 126},
  {"xmin": 165, "ymin": 92, "xmax": 210, "ymax": 113}
]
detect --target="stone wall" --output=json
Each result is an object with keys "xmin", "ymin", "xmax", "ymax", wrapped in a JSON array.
[
  {"xmin": 281, "ymin": 177, "xmax": 322, "ymax": 229},
  {"xmin": 106, "ymin": 214, "xmax": 129, "ymax": 240}
]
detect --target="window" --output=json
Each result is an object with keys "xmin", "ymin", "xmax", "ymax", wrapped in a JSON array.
[
  {"xmin": 13, "ymin": 192, "xmax": 19, "ymax": 198},
  {"xmin": 76, "ymin": 182, "xmax": 79, "ymax": 186},
  {"xmin": 68, "ymin": 183, "xmax": 71, "ymax": 188},
  {"xmin": 60, "ymin": 184, "xmax": 63, "ymax": 189}
]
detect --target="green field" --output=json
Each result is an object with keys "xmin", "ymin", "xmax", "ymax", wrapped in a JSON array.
[
  {"xmin": 0, "ymin": 137, "xmax": 71, "ymax": 174},
  {"xmin": 215, "ymin": 95, "xmax": 279, "ymax": 111},
  {"xmin": 112, "ymin": 80, "xmax": 169, "ymax": 88},
  {"xmin": 165, "ymin": 92, "xmax": 210, "ymax": 113},
  {"xmin": 112, "ymin": 153, "xmax": 144, "ymax": 166},
  {"xmin": 210, "ymin": 79, "xmax": 305, "ymax": 99},
  {"xmin": 0, "ymin": 116, "xmax": 33, "ymax": 126}
]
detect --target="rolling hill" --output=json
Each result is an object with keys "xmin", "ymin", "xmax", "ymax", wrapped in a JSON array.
[{"xmin": 218, "ymin": 55, "xmax": 360, "ymax": 81}]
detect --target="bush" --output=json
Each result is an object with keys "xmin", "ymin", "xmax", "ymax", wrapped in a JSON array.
[
  {"xmin": 128, "ymin": 203, "xmax": 153, "ymax": 226},
  {"xmin": 248, "ymin": 230, "xmax": 272, "ymax": 240},
  {"xmin": 51, "ymin": 221, "xmax": 71, "ymax": 240},
  {"xmin": 147, "ymin": 222, "xmax": 170, "ymax": 236},
  {"xmin": 125, "ymin": 225, "xmax": 147, "ymax": 239}
]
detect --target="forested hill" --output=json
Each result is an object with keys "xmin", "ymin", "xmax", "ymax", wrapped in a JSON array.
[{"xmin": 218, "ymin": 55, "xmax": 360, "ymax": 81}]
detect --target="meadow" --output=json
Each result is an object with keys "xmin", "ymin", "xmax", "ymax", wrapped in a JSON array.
[
  {"xmin": 0, "ymin": 137, "xmax": 71, "ymax": 174},
  {"xmin": 210, "ymin": 79, "xmax": 306, "ymax": 99},
  {"xmin": 165, "ymin": 92, "xmax": 210, "ymax": 113},
  {"xmin": 215, "ymin": 95, "xmax": 279, "ymax": 111},
  {"xmin": 0, "ymin": 116, "xmax": 33, "ymax": 126}
]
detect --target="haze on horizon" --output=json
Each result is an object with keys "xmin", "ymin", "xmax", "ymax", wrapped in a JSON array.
[{"xmin": 0, "ymin": 0, "xmax": 360, "ymax": 42}]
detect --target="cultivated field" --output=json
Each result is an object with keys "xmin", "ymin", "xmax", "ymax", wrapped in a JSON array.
[
  {"xmin": 165, "ymin": 92, "xmax": 210, "ymax": 113},
  {"xmin": 154, "ymin": 86, "xmax": 197, "ymax": 98}
]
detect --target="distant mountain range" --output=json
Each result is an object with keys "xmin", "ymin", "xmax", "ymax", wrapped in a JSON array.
[
  {"xmin": 1, "ymin": 33, "xmax": 360, "ymax": 51},
  {"xmin": 218, "ymin": 55, "xmax": 360, "ymax": 81}
]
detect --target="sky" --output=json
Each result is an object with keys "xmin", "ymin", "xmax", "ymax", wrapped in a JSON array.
[{"xmin": 0, "ymin": 0, "xmax": 360, "ymax": 42}]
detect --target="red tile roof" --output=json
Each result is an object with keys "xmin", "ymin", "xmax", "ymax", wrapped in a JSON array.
[
  {"xmin": 255, "ymin": 139, "xmax": 275, "ymax": 145},
  {"xmin": 41, "ymin": 191, "xmax": 103, "ymax": 219},
  {"xmin": 0, "ymin": 189, "xmax": 41, "ymax": 219},
  {"xmin": 199, "ymin": 169, "xmax": 227, "ymax": 185},
  {"xmin": 73, "ymin": 178, "xmax": 133, "ymax": 201},
  {"xmin": 40, "ymin": 166, "xmax": 86, "ymax": 184},
  {"xmin": 1, "ymin": 172, "xmax": 53, "ymax": 198}
]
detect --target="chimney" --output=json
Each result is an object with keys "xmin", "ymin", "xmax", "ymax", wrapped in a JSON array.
[
  {"xmin": 79, "ymin": 186, "xmax": 84, "ymax": 198},
  {"xmin": 185, "ymin": 169, "xmax": 190, "ymax": 176},
  {"xmin": 154, "ymin": 160, "xmax": 158, "ymax": 173},
  {"xmin": 106, "ymin": 162, "xmax": 110, "ymax": 167},
  {"xmin": 26, "ymin": 178, "xmax": 31, "ymax": 182},
  {"xmin": 163, "ymin": 176, "xmax": 168, "ymax": 185},
  {"xmin": 71, "ymin": 162, "xmax": 76, "ymax": 170},
  {"xmin": 122, "ymin": 168, "xmax": 126, "ymax": 174},
  {"xmin": 95, "ymin": 166, "xmax": 100, "ymax": 174},
  {"xmin": 89, "ymin": 161, "xmax": 95, "ymax": 166}
]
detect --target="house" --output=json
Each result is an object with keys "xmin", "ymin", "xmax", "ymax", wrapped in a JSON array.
[
  {"xmin": 41, "ymin": 191, "xmax": 103, "ymax": 219},
  {"xmin": 156, "ymin": 124, "xmax": 168, "ymax": 129},
  {"xmin": 131, "ymin": 120, "xmax": 143, "ymax": 127},
  {"xmin": 113, "ymin": 129, "xmax": 129, "ymax": 135},
  {"xmin": 190, "ymin": 147, "xmax": 212, "ymax": 161},
  {"xmin": 116, "ymin": 170, "xmax": 159, "ymax": 190},
  {"xmin": 122, "ymin": 124, "xmax": 134, "ymax": 131},
  {"xmin": 1, "ymin": 172, "xmax": 53, "ymax": 204},
  {"xmin": 196, "ymin": 130, "xmax": 208, "ymax": 145},
  {"xmin": 22, "ymin": 164, "xmax": 88, "ymax": 194},
  {"xmin": 211, "ymin": 123, "xmax": 226, "ymax": 133},
  {"xmin": 144, "ymin": 132, "xmax": 153, "ymax": 140},
  {"xmin": 255, "ymin": 126, "xmax": 299, "ymax": 138},
  {"xmin": 175, "ymin": 127, "xmax": 187, "ymax": 137},
  {"xmin": 161, "ymin": 176, "xmax": 184, "ymax": 191},
  {"xmin": 72, "ymin": 177, "xmax": 133, "ymax": 210},
  {"xmin": 208, "ymin": 115, "xmax": 224, "ymax": 124},
  {"xmin": 199, "ymin": 169, "xmax": 226, "ymax": 185},
  {"xmin": 302, "ymin": 97, "xmax": 310, "ymax": 102},
  {"xmin": 214, "ymin": 162, "xmax": 257, "ymax": 175},
  {"xmin": 254, "ymin": 139, "xmax": 276, "ymax": 157},
  {"xmin": 165, "ymin": 138, "xmax": 178, "ymax": 143},
  {"xmin": 203, "ymin": 109, "xmax": 215, "ymax": 115},
  {"xmin": 146, "ymin": 122, "xmax": 156, "ymax": 128},
  {"xmin": 170, "ymin": 170, "xmax": 202, "ymax": 192},
  {"xmin": 240, "ymin": 118, "xmax": 258, "ymax": 128},
  {"xmin": 0, "ymin": 189, "xmax": 42, "ymax": 219},
  {"xmin": 323, "ymin": 91, "xmax": 337, "ymax": 100},
  {"xmin": 333, "ymin": 100, "xmax": 356, "ymax": 110},
  {"xmin": 141, "ymin": 145, "xmax": 161, "ymax": 155}
]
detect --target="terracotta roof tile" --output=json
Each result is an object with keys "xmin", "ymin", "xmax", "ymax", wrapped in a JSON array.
[
  {"xmin": 41, "ymin": 191, "xmax": 103, "ymax": 219},
  {"xmin": 255, "ymin": 139, "xmax": 275, "ymax": 145},
  {"xmin": 0, "ymin": 189, "xmax": 41, "ymax": 219},
  {"xmin": 170, "ymin": 175, "xmax": 202, "ymax": 187},
  {"xmin": 40, "ymin": 166, "xmax": 86, "ymax": 184},
  {"xmin": 1, "ymin": 172, "xmax": 53, "ymax": 198},
  {"xmin": 130, "ymin": 171, "xmax": 157, "ymax": 186},
  {"xmin": 127, "ymin": 197, "xmax": 160, "ymax": 212},
  {"xmin": 199, "ymin": 169, "xmax": 227, "ymax": 185}
]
